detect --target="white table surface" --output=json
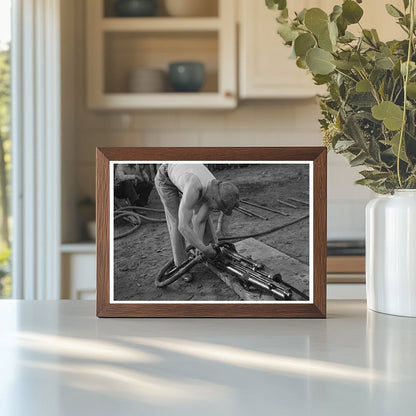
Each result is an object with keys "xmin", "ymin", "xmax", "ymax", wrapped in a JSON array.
[{"xmin": 0, "ymin": 300, "xmax": 415, "ymax": 416}]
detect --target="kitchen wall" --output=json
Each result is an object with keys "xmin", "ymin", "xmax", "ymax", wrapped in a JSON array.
[{"xmin": 61, "ymin": 0, "xmax": 374, "ymax": 243}]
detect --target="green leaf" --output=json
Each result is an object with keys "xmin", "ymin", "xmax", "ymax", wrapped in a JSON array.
[
  {"xmin": 362, "ymin": 29, "xmax": 376, "ymax": 46},
  {"xmin": 407, "ymin": 82, "xmax": 416, "ymax": 99},
  {"xmin": 369, "ymin": 136, "xmax": 382, "ymax": 163},
  {"xmin": 372, "ymin": 101, "xmax": 404, "ymax": 131},
  {"xmin": 304, "ymin": 8, "xmax": 329, "ymax": 35},
  {"xmin": 385, "ymin": 132, "xmax": 409, "ymax": 162},
  {"xmin": 294, "ymin": 33, "xmax": 316, "ymax": 58},
  {"xmin": 277, "ymin": 23, "xmax": 299, "ymax": 43},
  {"xmin": 266, "ymin": 0, "xmax": 287, "ymax": 11},
  {"xmin": 333, "ymin": 60, "xmax": 353, "ymax": 70},
  {"xmin": 356, "ymin": 79, "xmax": 372, "ymax": 92},
  {"xmin": 350, "ymin": 54, "xmax": 368, "ymax": 70},
  {"xmin": 296, "ymin": 57, "xmax": 308, "ymax": 69},
  {"xmin": 318, "ymin": 27, "xmax": 334, "ymax": 52},
  {"xmin": 348, "ymin": 92, "xmax": 377, "ymax": 107},
  {"xmin": 375, "ymin": 55, "xmax": 395, "ymax": 70},
  {"xmin": 334, "ymin": 139, "xmax": 355, "ymax": 152},
  {"xmin": 339, "ymin": 31, "xmax": 356, "ymax": 43},
  {"xmin": 313, "ymin": 74, "xmax": 332, "ymax": 85},
  {"xmin": 328, "ymin": 21, "xmax": 338, "ymax": 44},
  {"xmin": 330, "ymin": 5, "xmax": 342, "ymax": 22},
  {"xmin": 403, "ymin": 0, "xmax": 410, "ymax": 10},
  {"xmin": 342, "ymin": 0, "xmax": 364, "ymax": 24},
  {"xmin": 306, "ymin": 48, "xmax": 335, "ymax": 75},
  {"xmin": 401, "ymin": 61, "xmax": 416, "ymax": 76},
  {"xmin": 296, "ymin": 8, "xmax": 307, "ymax": 23},
  {"xmin": 336, "ymin": 15, "xmax": 348, "ymax": 36},
  {"xmin": 378, "ymin": 78, "xmax": 386, "ymax": 100},
  {"xmin": 276, "ymin": 14, "xmax": 287, "ymax": 24},
  {"xmin": 393, "ymin": 60, "xmax": 402, "ymax": 79},
  {"xmin": 371, "ymin": 29, "xmax": 380, "ymax": 42},
  {"xmin": 385, "ymin": 4, "xmax": 404, "ymax": 18},
  {"xmin": 344, "ymin": 114, "xmax": 367, "ymax": 147},
  {"xmin": 360, "ymin": 170, "xmax": 391, "ymax": 180},
  {"xmin": 350, "ymin": 151, "xmax": 368, "ymax": 167}
]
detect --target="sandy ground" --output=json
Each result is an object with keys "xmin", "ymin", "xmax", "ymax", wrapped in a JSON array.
[{"xmin": 113, "ymin": 164, "xmax": 310, "ymax": 301}]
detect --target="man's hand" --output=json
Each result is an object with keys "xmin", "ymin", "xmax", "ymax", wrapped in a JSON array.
[{"xmin": 202, "ymin": 244, "xmax": 217, "ymax": 259}]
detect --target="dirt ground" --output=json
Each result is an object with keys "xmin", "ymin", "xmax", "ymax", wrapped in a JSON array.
[{"xmin": 113, "ymin": 164, "xmax": 310, "ymax": 301}]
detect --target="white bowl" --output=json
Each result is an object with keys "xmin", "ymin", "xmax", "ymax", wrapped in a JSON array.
[
  {"xmin": 164, "ymin": 0, "xmax": 218, "ymax": 17},
  {"xmin": 128, "ymin": 68, "xmax": 167, "ymax": 93}
]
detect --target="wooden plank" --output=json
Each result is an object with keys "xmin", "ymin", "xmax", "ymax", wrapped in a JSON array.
[
  {"xmin": 327, "ymin": 274, "xmax": 365, "ymax": 283},
  {"xmin": 327, "ymin": 256, "xmax": 365, "ymax": 274}
]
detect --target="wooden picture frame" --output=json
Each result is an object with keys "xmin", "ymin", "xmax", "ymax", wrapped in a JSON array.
[{"xmin": 96, "ymin": 147, "xmax": 327, "ymax": 318}]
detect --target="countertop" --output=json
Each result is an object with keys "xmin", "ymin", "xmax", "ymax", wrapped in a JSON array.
[{"xmin": 0, "ymin": 300, "xmax": 415, "ymax": 415}]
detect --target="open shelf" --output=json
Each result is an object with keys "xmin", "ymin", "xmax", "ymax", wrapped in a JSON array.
[
  {"xmin": 101, "ymin": 17, "xmax": 221, "ymax": 31},
  {"xmin": 104, "ymin": 31, "xmax": 218, "ymax": 94},
  {"xmin": 87, "ymin": 0, "xmax": 236, "ymax": 109}
]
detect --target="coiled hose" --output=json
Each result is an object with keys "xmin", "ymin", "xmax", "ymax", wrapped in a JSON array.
[{"xmin": 114, "ymin": 206, "xmax": 166, "ymax": 240}]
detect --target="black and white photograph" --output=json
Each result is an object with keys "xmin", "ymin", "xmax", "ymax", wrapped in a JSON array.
[{"xmin": 110, "ymin": 162, "xmax": 312, "ymax": 303}]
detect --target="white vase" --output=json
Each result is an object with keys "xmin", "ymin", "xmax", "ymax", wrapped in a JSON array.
[{"xmin": 366, "ymin": 190, "xmax": 416, "ymax": 317}]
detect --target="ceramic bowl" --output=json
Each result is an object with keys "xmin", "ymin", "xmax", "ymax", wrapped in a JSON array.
[
  {"xmin": 128, "ymin": 68, "xmax": 167, "ymax": 93},
  {"xmin": 164, "ymin": 0, "xmax": 217, "ymax": 17},
  {"xmin": 114, "ymin": 0, "xmax": 158, "ymax": 17},
  {"xmin": 168, "ymin": 62, "xmax": 205, "ymax": 92}
]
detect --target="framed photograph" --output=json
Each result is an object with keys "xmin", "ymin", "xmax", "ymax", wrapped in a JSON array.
[{"xmin": 96, "ymin": 147, "xmax": 327, "ymax": 318}]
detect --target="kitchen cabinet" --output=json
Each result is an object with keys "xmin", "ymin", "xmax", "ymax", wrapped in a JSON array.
[
  {"xmin": 238, "ymin": 0, "xmax": 325, "ymax": 99},
  {"xmin": 238, "ymin": 0, "xmax": 404, "ymax": 99},
  {"xmin": 86, "ymin": 0, "xmax": 237, "ymax": 109},
  {"xmin": 61, "ymin": 245, "xmax": 96, "ymax": 300}
]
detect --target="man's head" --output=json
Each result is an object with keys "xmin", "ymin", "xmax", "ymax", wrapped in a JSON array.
[{"xmin": 209, "ymin": 180, "xmax": 240, "ymax": 216}]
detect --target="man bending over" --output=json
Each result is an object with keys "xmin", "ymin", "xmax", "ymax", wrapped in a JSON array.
[{"xmin": 155, "ymin": 163, "xmax": 239, "ymax": 281}]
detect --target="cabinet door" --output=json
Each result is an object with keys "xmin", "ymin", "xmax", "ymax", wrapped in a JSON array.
[
  {"xmin": 239, "ymin": 0, "xmax": 326, "ymax": 99},
  {"xmin": 62, "ymin": 253, "xmax": 96, "ymax": 300},
  {"xmin": 239, "ymin": 0, "xmax": 404, "ymax": 99}
]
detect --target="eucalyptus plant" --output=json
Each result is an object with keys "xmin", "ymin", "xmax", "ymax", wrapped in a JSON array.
[{"xmin": 266, "ymin": 0, "xmax": 416, "ymax": 193}]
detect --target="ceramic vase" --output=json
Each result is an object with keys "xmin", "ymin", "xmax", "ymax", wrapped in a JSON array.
[{"xmin": 366, "ymin": 190, "xmax": 416, "ymax": 317}]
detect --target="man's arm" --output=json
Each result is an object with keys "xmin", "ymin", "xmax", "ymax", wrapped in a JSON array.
[{"xmin": 177, "ymin": 179, "xmax": 215, "ymax": 256}]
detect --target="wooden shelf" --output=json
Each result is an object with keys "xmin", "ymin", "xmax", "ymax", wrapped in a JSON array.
[
  {"xmin": 327, "ymin": 256, "xmax": 365, "ymax": 274},
  {"xmin": 101, "ymin": 17, "xmax": 221, "ymax": 32},
  {"xmin": 61, "ymin": 242, "xmax": 96, "ymax": 253},
  {"xmin": 327, "ymin": 255, "xmax": 365, "ymax": 284},
  {"xmin": 89, "ymin": 92, "xmax": 235, "ymax": 110}
]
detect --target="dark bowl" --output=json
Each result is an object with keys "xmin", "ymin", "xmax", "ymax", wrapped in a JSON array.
[
  {"xmin": 114, "ymin": 0, "xmax": 158, "ymax": 17},
  {"xmin": 168, "ymin": 62, "xmax": 205, "ymax": 93}
]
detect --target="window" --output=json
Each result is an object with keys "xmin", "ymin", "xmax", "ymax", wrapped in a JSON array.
[{"xmin": 0, "ymin": 0, "xmax": 11, "ymax": 298}]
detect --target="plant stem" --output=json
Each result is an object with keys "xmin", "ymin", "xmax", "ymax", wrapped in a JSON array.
[
  {"xmin": 398, "ymin": 0, "xmax": 415, "ymax": 188},
  {"xmin": 358, "ymin": 69, "xmax": 381, "ymax": 104},
  {"xmin": 334, "ymin": 68, "xmax": 358, "ymax": 84}
]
